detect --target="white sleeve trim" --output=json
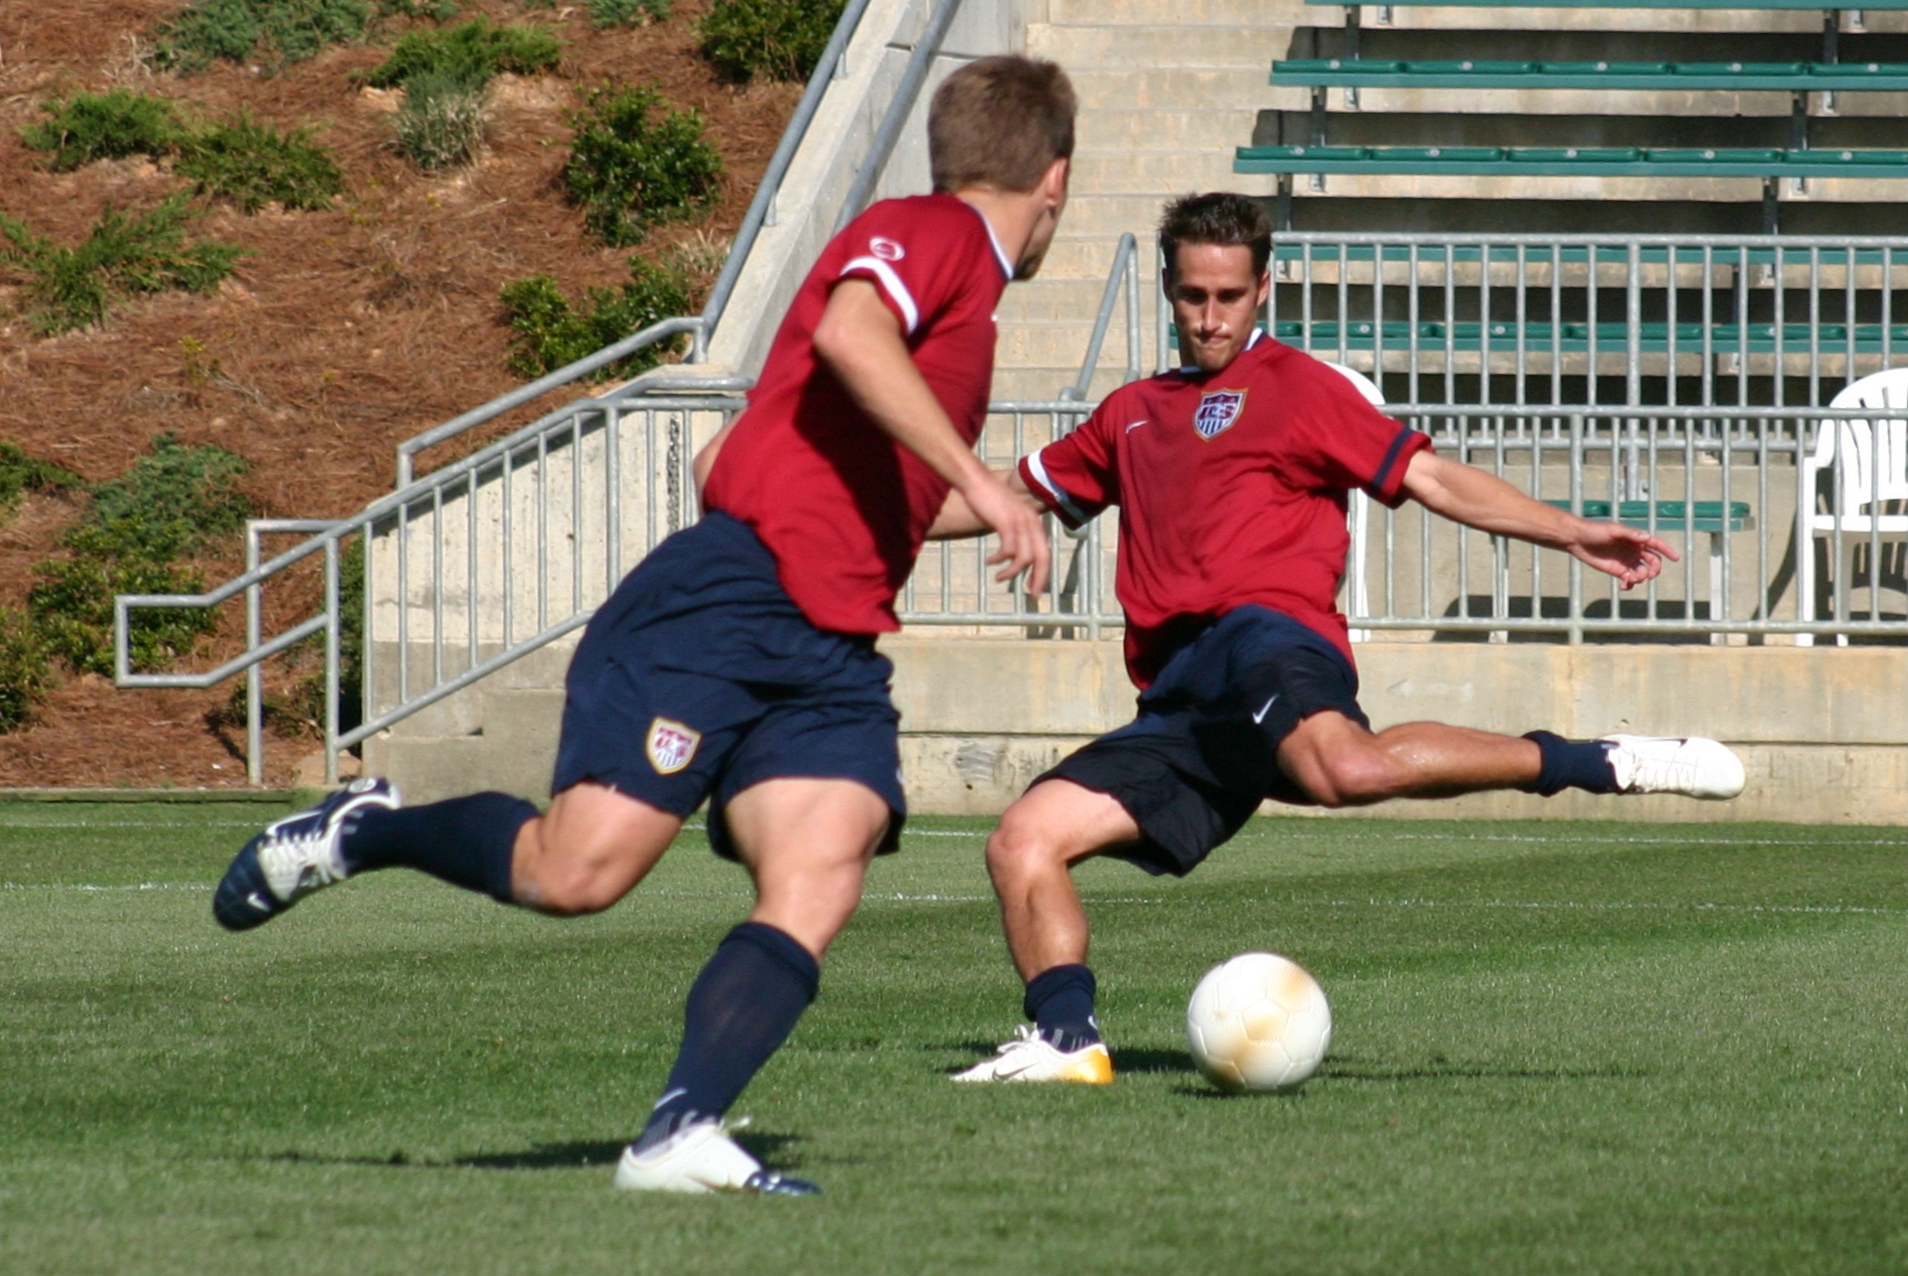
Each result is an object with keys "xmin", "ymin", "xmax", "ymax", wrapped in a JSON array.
[
  {"xmin": 840, "ymin": 256, "xmax": 919, "ymax": 335},
  {"xmin": 1024, "ymin": 449, "xmax": 1090, "ymax": 526}
]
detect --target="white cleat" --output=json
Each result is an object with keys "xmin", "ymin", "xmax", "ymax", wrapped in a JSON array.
[
  {"xmin": 612, "ymin": 1120, "xmax": 819, "ymax": 1196},
  {"xmin": 951, "ymin": 1025, "xmax": 1115, "ymax": 1084},
  {"xmin": 1600, "ymin": 734, "xmax": 1745, "ymax": 800}
]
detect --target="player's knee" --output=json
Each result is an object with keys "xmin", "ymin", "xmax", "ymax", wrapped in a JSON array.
[
  {"xmin": 984, "ymin": 811, "xmax": 1066, "ymax": 886},
  {"xmin": 1303, "ymin": 745, "xmax": 1399, "ymax": 807}
]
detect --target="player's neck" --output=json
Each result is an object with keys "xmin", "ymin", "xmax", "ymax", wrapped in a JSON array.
[{"xmin": 953, "ymin": 187, "xmax": 1040, "ymax": 276}]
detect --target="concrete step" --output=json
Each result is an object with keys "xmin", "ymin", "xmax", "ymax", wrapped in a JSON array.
[
  {"xmin": 1047, "ymin": 0, "xmax": 1313, "ymax": 24},
  {"xmin": 1070, "ymin": 149, "xmax": 1253, "ymax": 190},
  {"xmin": 1054, "ymin": 192, "xmax": 1249, "ymax": 236},
  {"xmin": 1028, "ymin": 23, "xmax": 1288, "ymax": 69},
  {"xmin": 1078, "ymin": 107, "xmax": 1264, "ymax": 152},
  {"xmin": 1067, "ymin": 66, "xmax": 1276, "ymax": 110}
]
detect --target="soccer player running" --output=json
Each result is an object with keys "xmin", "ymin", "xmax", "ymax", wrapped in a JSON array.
[
  {"xmin": 951, "ymin": 192, "xmax": 1746, "ymax": 1086},
  {"xmin": 210, "ymin": 56, "xmax": 1077, "ymax": 1192}
]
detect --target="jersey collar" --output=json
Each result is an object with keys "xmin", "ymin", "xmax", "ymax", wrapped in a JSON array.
[
  {"xmin": 957, "ymin": 198, "xmax": 1017, "ymax": 280},
  {"xmin": 1176, "ymin": 326, "xmax": 1267, "ymax": 376}
]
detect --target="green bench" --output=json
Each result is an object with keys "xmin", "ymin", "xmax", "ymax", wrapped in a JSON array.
[
  {"xmin": 1236, "ymin": 144, "xmax": 1908, "ymax": 178},
  {"xmin": 1272, "ymin": 58, "xmax": 1908, "ymax": 91},
  {"xmin": 1547, "ymin": 499, "xmax": 1754, "ymax": 636},
  {"xmin": 1306, "ymin": 0, "xmax": 1908, "ymax": 9},
  {"xmin": 1268, "ymin": 320, "xmax": 1908, "ymax": 355}
]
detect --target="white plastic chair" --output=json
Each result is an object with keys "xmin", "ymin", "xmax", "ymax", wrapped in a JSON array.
[
  {"xmin": 1797, "ymin": 367, "xmax": 1908, "ymax": 646},
  {"xmin": 1321, "ymin": 362, "xmax": 1385, "ymax": 642}
]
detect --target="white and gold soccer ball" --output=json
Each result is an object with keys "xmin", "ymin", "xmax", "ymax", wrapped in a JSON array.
[{"xmin": 1186, "ymin": 952, "xmax": 1332, "ymax": 1093}]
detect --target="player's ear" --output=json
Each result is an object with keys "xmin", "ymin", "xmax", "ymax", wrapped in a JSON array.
[
  {"xmin": 1040, "ymin": 156, "xmax": 1070, "ymax": 207},
  {"xmin": 1254, "ymin": 267, "xmax": 1272, "ymax": 310}
]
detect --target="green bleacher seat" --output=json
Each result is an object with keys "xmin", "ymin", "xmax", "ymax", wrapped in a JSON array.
[
  {"xmin": 1510, "ymin": 147, "xmax": 1643, "ymax": 162},
  {"xmin": 1304, "ymin": 0, "xmax": 1908, "ymax": 9},
  {"xmin": 1236, "ymin": 144, "xmax": 1908, "ymax": 177},
  {"xmin": 1643, "ymin": 148, "xmax": 1784, "ymax": 163},
  {"xmin": 1271, "ymin": 58, "xmax": 1908, "ymax": 91},
  {"xmin": 1263, "ymin": 320, "xmax": 1908, "ymax": 354},
  {"xmin": 1545, "ymin": 501, "xmax": 1753, "ymax": 535}
]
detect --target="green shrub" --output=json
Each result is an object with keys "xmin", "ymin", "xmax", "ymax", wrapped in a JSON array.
[
  {"xmin": 175, "ymin": 114, "xmax": 345, "ymax": 213},
  {"xmin": 0, "ymin": 194, "xmax": 244, "ymax": 337},
  {"xmin": 564, "ymin": 84, "xmax": 721, "ymax": 247},
  {"xmin": 499, "ymin": 256, "xmax": 692, "ymax": 378},
  {"xmin": 29, "ymin": 554, "xmax": 217, "ymax": 677},
  {"xmin": 364, "ymin": 17, "xmax": 562, "ymax": 89},
  {"xmin": 154, "ymin": 0, "xmax": 375, "ymax": 75},
  {"xmin": 74, "ymin": 434, "xmax": 252, "ymax": 565},
  {"xmin": 698, "ymin": 0, "xmax": 844, "ymax": 83},
  {"xmin": 377, "ymin": 0, "xmax": 459, "ymax": 16},
  {"xmin": 19, "ymin": 90, "xmax": 181, "ymax": 172},
  {"xmin": 588, "ymin": 0, "xmax": 670, "ymax": 28},
  {"xmin": 394, "ymin": 71, "xmax": 489, "ymax": 169},
  {"xmin": 0, "ymin": 443, "xmax": 81, "ymax": 517},
  {"xmin": 26, "ymin": 435, "xmax": 250, "ymax": 677},
  {"xmin": 0, "ymin": 610, "xmax": 51, "ymax": 732}
]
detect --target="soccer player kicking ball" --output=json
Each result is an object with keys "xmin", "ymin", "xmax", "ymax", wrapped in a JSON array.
[
  {"xmin": 210, "ymin": 56, "xmax": 1077, "ymax": 1193},
  {"xmin": 951, "ymin": 192, "xmax": 1746, "ymax": 1086}
]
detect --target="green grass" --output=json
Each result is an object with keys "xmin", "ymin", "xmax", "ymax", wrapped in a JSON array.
[{"xmin": 3, "ymin": 807, "xmax": 1906, "ymax": 1274}]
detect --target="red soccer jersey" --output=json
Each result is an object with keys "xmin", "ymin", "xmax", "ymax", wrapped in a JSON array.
[
  {"xmin": 701, "ymin": 193, "xmax": 1014, "ymax": 634},
  {"xmin": 1019, "ymin": 333, "xmax": 1431, "ymax": 688}
]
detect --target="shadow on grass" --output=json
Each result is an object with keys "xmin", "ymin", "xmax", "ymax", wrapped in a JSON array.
[
  {"xmin": 937, "ymin": 1042, "xmax": 1196, "ymax": 1077},
  {"xmin": 263, "ymin": 1131, "xmax": 810, "ymax": 1174},
  {"xmin": 1320, "ymin": 1054, "xmax": 1651, "ymax": 1083}
]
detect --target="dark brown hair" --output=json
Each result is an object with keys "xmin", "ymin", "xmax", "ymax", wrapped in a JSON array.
[
  {"xmin": 1158, "ymin": 192, "xmax": 1273, "ymax": 279},
  {"xmin": 929, "ymin": 56, "xmax": 1076, "ymax": 194}
]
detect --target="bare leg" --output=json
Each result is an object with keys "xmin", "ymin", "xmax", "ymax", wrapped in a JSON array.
[
  {"xmin": 985, "ymin": 779, "xmax": 1143, "ymax": 981},
  {"xmin": 723, "ymin": 776, "xmax": 891, "ymax": 958},
  {"xmin": 510, "ymin": 781, "xmax": 682, "ymax": 915},
  {"xmin": 1276, "ymin": 711, "xmax": 1543, "ymax": 807}
]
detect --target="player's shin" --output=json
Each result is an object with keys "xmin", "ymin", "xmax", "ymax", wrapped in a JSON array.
[
  {"xmin": 633, "ymin": 921, "xmax": 820, "ymax": 1152},
  {"xmin": 341, "ymin": 792, "xmax": 535, "ymax": 903}
]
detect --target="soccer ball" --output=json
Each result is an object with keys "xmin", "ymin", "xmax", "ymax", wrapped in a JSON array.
[{"xmin": 1185, "ymin": 952, "xmax": 1332, "ymax": 1093}]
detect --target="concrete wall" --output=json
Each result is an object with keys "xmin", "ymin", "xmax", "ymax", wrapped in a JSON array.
[{"xmin": 363, "ymin": 635, "xmax": 1908, "ymax": 825}]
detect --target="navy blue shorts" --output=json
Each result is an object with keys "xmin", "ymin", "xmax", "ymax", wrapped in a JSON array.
[
  {"xmin": 1036, "ymin": 606, "xmax": 1368, "ymax": 877},
  {"xmin": 551, "ymin": 511, "xmax": 905, "ymax": 860}
]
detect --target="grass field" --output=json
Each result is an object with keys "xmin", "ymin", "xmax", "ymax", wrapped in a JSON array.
[{"xmin": 4, "ymin": 803, "xmax": 1907, "ymax": 1275}]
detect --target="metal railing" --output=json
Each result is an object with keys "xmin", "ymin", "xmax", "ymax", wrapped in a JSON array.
[
  {"xmin": 1062, "ymin": 232, "xmax": 1146, "ymax": 400},
  {"xmin": 1267, "ymin": 233, "xmax": 1908, "ymax": 409},
  {"xmin": 1354, "ymin": 404, "xmax": 1906, "ymax": 643}
]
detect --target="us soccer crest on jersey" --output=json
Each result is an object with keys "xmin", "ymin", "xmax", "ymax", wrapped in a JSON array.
[
  {"xmin": 1193, "ymin": 389, "xmax": 1246, "ymax": 439},
  {"xmin": 646, "ymin": 717, "xmax": 701, "ymax": 775}
]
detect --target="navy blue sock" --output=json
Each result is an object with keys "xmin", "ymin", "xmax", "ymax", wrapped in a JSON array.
[
  {"xmin": 1024, "ymin": 963, "xmax": 1100, "ymax": 1051},
  {"xmin": 635, "ymin": 922, "xmax": 820, "ymax": 1152},
  {"xmin": 1520, "ymin": 731, "xmax": 1619, "ymax": 796},
  {"xmin": 339, "ymin": 793, "xmax": 536, "ymax": 904}
]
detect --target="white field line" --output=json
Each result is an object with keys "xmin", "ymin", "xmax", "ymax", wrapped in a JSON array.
[{"xmin": 4, "ymin": 883, "xmax": 1903, "ymax": 917}]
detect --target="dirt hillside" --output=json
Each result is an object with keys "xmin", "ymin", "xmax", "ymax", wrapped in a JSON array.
[{"xmin": 0, "ymin": 0, "xmax": 797, "ymax": 787}]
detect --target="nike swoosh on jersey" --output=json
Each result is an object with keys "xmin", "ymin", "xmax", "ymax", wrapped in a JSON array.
[
  {"xmin": 1125, "ymin": 419, "xmax": 1149, "ymax": 433},
  {"xmin": 1252, "ymin": 695, "xmax": 1279, "ymax": 724}
]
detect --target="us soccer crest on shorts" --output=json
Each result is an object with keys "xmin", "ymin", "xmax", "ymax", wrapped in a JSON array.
[
  {"xmin": 645, "ymin": 717, "xmax": 701, "ymax": 775},
  {"xmin": 1194, "ymin": 389, "xmax": 1246, "ymax": 439}
]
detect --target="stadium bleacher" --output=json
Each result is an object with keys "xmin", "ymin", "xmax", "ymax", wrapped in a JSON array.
[{"xmin": 1239, "ymin": 3, "xmax": 1908, "ymax": 234}]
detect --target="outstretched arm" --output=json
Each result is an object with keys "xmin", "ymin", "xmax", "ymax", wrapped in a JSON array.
[
  {"xmin": 1399, "ymin": 450, "xmax": 1677, "ymax": 589},
  {"xmin": 927, "ymin": 467, "xmax": 1043, "ymax": 539},
  {"xmin": 812, "ymin": 280, "xmax": 1049, "ymax": 593}
]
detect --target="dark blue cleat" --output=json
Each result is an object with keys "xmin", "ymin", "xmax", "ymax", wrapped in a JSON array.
[{"xmin": 213, "ymin": 778, "xmax": 402, "ymax": 931}]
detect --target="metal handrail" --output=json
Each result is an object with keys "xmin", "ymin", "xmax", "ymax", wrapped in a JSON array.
[
  {"xmin": 1062, "ymin": 232, "xmax": 1144, "ymax": 400},
  {"xmin": 834, "ymin": 0, "xmax": 966, "ymax": 233}
]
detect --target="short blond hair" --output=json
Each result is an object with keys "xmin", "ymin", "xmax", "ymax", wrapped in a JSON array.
[{"xmin": 928, "ymin": 56, "xmax": 1076, "ymax": 195}]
